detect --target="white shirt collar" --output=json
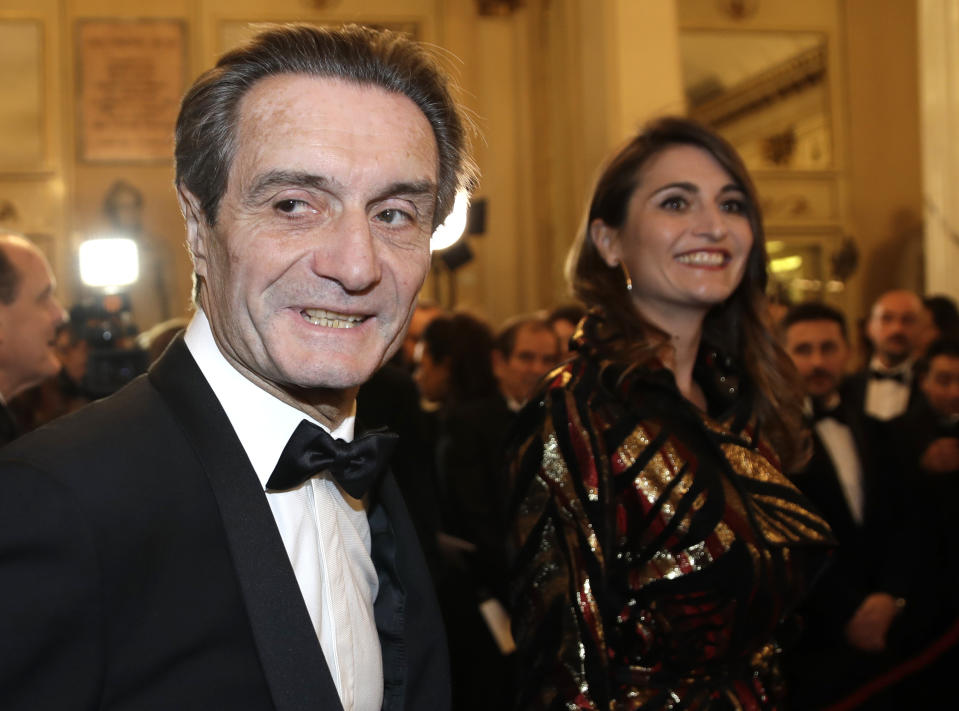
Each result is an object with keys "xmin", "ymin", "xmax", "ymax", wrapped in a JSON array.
[{"xmin": 183, "ymin": 309, "xmax": 355, "ymax": 489}]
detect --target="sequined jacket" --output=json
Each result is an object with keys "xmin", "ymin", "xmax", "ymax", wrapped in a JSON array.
[{"xmin": 506, "ymin": 317, "xmax": 834, "ymax": 710}]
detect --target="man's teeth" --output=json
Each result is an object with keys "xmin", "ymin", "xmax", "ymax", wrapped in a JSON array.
[
  {"xmin": 676, "ymin": 251, "xmax": 727, "ymax": 266},
  {"xmin": 300, "ymin": 308, "xmax": 363, "ymax": 328}
]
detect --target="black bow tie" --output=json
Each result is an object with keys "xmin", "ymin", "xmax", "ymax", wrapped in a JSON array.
[
  {"xmin": 809, "ymin": 400, "xmax": 846, "ymax": 425},
  {"xmin": 870, "ymin": 369, "xmax": 907, "ymax": 384},
  {"xmin": 266, "ymin": 420, "xmax": 398, "ymax": 499}
]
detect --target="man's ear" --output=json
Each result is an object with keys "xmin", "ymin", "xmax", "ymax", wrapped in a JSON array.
[
  {"xmin": 589, "ymin": 219, "xmax": 622, "ymax": 268},
  {"xmin": 176, "ymin": 185, "xmax": 210, "ymax": 279}
]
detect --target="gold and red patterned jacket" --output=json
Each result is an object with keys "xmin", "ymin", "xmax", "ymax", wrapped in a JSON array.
[{"xmin": 507, "ymin": 314, "xmax": 834, "ymax": 710}]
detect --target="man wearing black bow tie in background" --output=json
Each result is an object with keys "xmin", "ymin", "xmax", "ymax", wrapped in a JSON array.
[
  {"xmin": 782, "ymin": 302, "xmax": 916, "ymax": 710},
  {"xmin": 0, "ymin": 24, "xmax": 475, "ymax": 711},
  {"xmin": 848, "ymin": 289, "xmax": 925, "ymax": 422}
]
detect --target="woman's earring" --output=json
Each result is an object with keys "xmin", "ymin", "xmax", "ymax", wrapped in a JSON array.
[{"xmin": 620, "ymin": 263, "xmax": 633, "ymax": 292}]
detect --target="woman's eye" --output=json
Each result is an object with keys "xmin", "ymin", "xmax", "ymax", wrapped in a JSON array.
[
  {"xmin": 660, "ymin": 196, "xmax": 687, "ymax": 211},
  {"xmin": 721, "ymin": 199, "xmax": 747, "ymax": 214}
]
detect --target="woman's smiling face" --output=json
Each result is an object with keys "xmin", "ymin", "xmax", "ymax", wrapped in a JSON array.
[{"xmin": 591, "ymin": 143, "xmax": 754, "ymax": 329}]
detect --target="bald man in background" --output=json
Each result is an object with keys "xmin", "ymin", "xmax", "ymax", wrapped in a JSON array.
[
  {"xmin": 0, "ymin": 233, "xmax": 68, "ymax": 445},
  {"xmin": 848, "ymin": 289, "xmax": 924, "ymax": 422}
]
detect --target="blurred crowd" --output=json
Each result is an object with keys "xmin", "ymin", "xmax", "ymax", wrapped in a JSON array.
[{"xmin": 5, "ymin": 285, "xmax": 958, "ymax": 709}]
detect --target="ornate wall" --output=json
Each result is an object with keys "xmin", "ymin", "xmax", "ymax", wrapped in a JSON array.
[{"xmin": 0, "ymin": 0, "xmax": 931, "ymax": 332}]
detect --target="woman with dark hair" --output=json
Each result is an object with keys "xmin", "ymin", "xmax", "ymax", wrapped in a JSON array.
[
  {"xmin": 506, "ymin": 117, "xmax": 834, "ymax": 710},
  {"xmin": 415, "ymin": 312, "xmax": 498, "ymax": 407}
]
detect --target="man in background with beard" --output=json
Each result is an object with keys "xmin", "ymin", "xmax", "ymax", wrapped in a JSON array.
[{"xmin": 782, "ymin": 301, "xmax": 916, "ymax": 709}]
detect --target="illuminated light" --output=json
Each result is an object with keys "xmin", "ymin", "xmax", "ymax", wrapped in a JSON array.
[
  {"xmin": 767, "ymin": 240, "xmax": 786, "ymax": 254},
  {"xmin": 79, "ymin": 237, "xmax": 140, "ymax": 288},
  {"xmin": 770, "ymin": 255, "xmax": 803, "ymax": 273},
  {"xmin": 431, "ymin": 190, "xmax": 469, "ymax": 251}
]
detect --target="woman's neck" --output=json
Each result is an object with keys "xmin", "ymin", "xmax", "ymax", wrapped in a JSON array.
[{"xmin": 647, "ymin": 311, "xmax": 707, "ymax": 409}]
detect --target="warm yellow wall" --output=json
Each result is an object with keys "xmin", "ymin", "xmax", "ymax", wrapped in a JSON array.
[
  {"xmin": 604, "ymin": 0, "xmax": 686, "ymax": 143},
  {"xmin": 842, "ymin": 0, "xmax": 923, "ymax": 318},
  {"xmin": 0, "ymin": 0, "xmax": 929, "ymax": 333},
  {"xmin": 0, "ymin": 0, "xmax": 68, "ymax": 292},
  {"xmin": 918, "ymin": 0, "xmax": 959, "ymax": 304}
]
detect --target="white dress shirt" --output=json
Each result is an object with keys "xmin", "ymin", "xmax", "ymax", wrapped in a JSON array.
[
  {"xmin": 185, "ymin": 310, "xmax": 382, "ymax": 711},
  {"xmin": 815, "ymin": 419, "xmax": 865, "ymax": 525},
  {"xmin": 864, "ymin": 355, "xmax": 913, "ymax": 421},
  {"xmin": 805, "ymin": 395, "xmax": 865, "ymax": 524}
]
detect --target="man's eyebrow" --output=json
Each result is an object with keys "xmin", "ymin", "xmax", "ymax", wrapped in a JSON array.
[
  {"xmin": 369, "ymin": 180, "xmax": 438, "ymax": 204},
  {"xmin": 245, "ymin": 171, "xmax": 333, "ymax": 202}
]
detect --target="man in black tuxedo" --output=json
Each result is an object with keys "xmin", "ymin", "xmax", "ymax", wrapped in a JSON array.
[
  {"xmin": 0, "ymin": 24, "xmax": 476, "ymax": 711},
  {"xmin": 847, "ymin": 289, "xmax": 924, "ymax": 422},
  {"xmin": 0, "ymin": 233, "xmax": 68, "ymax": 445},
  {"xmin": 782, "ymin": 302, "xmax": 915, "ymax": 709}
]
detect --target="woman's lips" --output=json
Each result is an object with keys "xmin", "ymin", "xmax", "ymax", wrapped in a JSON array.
[{"xmin": 675, "ymin": 249, "xmax": 730, "ymax": 267}]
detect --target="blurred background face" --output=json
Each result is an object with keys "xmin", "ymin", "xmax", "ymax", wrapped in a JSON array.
[
  {"xmin": 0, "ymin": 242, "xmax": 68, "ymax": 397},
  {"xmin": 402, "ymin": 303, "xmax": 443, "ymax": 369},
  {"xmin": 867, "ymin": 291, "xmax": 922, "ymax": 367},
  {"xmin": 785, "ymin": 319, "xmax": 849, "ymax": 400},
  {"xmin": 54, "ymin": 326, "xmax": 90, "ymax": 384},
  {"xmin": 413, "ymin": 342, "xmax": 450, "ymax": 404},
  {"xmin": 494, "ymin": 324, "xmax": 559, "ymax": 403},
  {"xmin": 921, "ymin": 354, "xmax": 959, "ymax": 418}
]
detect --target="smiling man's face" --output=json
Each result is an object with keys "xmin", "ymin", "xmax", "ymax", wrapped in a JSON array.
[{"xmin": 181, "ymin": 75, "xmax": 437, "ymax": 420}]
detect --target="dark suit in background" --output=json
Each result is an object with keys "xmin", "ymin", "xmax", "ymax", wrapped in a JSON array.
[
  {"xmin": 0, "ymin": 339, "xmax": 447, "ymax": 710},
  {"xmin": 0, "ymin": 401, "xmax": 19, "ymax": 446},
  {"xmin": 787, "ymin": 382, "xmax": 920, "ymax": 709},
  {"xmin": 435, "ymin": 392, "xmax": 516, "ymax": 711}
]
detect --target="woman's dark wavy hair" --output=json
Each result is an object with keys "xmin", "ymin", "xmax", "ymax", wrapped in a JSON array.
[
  {"xmin": 421, "ymin": 312, "xmax": 498, "ymax": 406},
  {"xmin": 566, "ymin": 116, "xmax": 806, "ymax": 470}
]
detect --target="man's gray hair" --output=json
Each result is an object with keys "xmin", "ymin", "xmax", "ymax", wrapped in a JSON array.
[{"xmin": 175, "ymin": 23, "xmax": 477, "ymax": 230}]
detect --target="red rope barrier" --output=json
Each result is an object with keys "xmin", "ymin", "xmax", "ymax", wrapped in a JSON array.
[{"xmin": 822, "ymin": 619, "xmax": 959, "ymax": 711}]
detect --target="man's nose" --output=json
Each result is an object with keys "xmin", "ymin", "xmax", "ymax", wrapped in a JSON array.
[
  {"xmin": 311, "ymin": 211, "xmax": 381, "ymax": 292},
  {"xmin": 51, "ymin": 298, "xmax": 68, "ymax": 326}
]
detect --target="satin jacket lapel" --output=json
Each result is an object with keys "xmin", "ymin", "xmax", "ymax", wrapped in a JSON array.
[
  {"xmin": 148, "ymin": 338, "xmax": 343, "ymax": 711},
  {"xmin": 369, "ymin": 468, "xmax": 451, "ymax": 711},
  {"xmin": 368, "ymin": 472, "xmax": 406, "ymax": 710}
]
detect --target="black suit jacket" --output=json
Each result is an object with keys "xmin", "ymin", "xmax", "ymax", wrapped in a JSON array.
[
  {"xmin": 0, "ymin": 338, "xmax": 449, "ymax": 710},
  {"xmin": 791, "ymin": 387, "xmax": 915, "ymax": 625},
  {"xmin": 786, "ymin": 389, "xmax": 923, "ymax": 707},
  {"xmin": 0, "ymin": 400, "xmax": 20, "ymax": 446}
]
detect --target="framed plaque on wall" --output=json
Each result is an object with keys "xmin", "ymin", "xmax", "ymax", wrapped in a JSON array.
[
  {"xmin": 0, "ymin": 20, "xmax": 44, "ymax": 170},
  {"xmin": 76, "ymin": 19, "xmax": 186, "ymax": 162}
]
